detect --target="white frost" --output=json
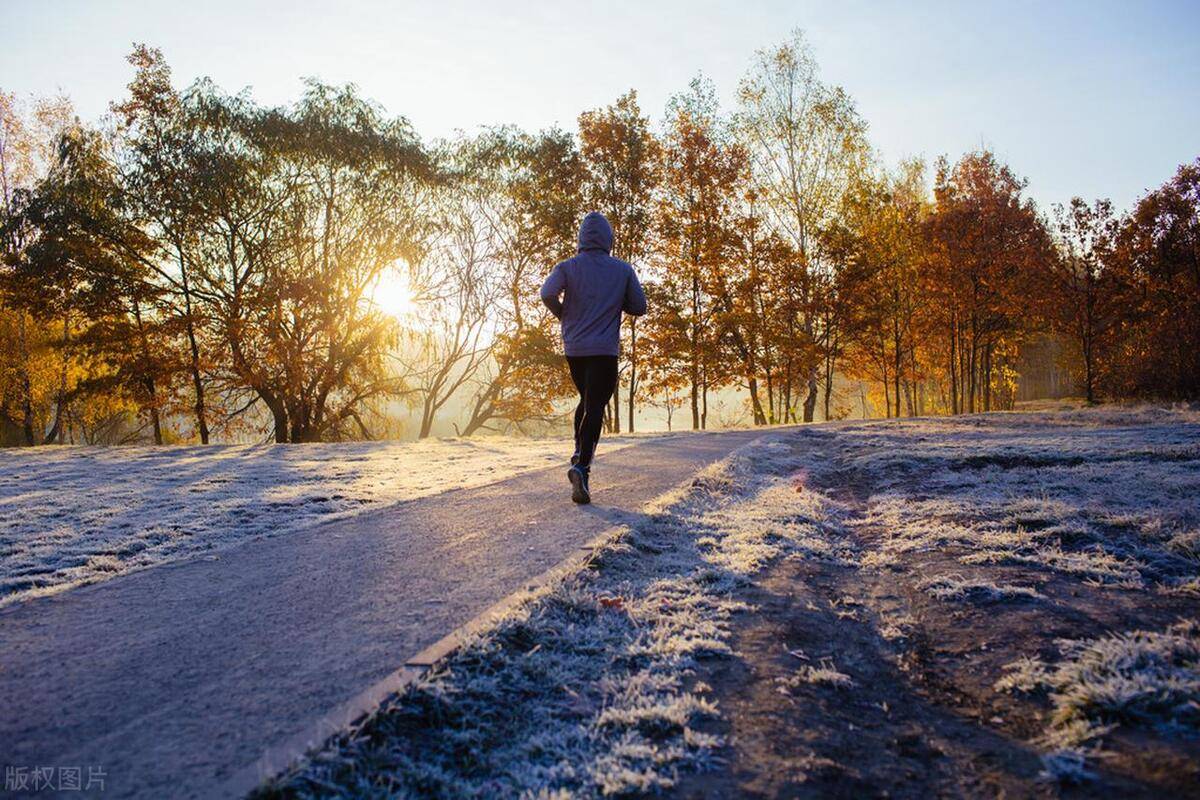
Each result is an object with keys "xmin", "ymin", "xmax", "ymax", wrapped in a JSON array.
[{"xmin": 0, "ymin": 435, "xmax": 642, "ymax": 605}]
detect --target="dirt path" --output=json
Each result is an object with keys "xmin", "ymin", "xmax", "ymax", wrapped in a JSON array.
[
  {"xmin": 0, "ymin": 429, "xmax": 767, "ymax": 799},
  {"xmin": 676, "ymin": 558, "xmax": 1051, "ymax": 798},
  {"xmin": 674, "ymin": 419, "xmax": 1200, "ymax": 799}
]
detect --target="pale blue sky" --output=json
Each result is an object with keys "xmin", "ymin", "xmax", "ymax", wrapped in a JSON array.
[{"xmin": 3, "ymin": 0, "xmax": 1197, "ymax": 213}]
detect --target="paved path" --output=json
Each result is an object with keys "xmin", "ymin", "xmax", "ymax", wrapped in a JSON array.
[{"xmin": 0, "ymin": 429, "xmax": 768, "ymax": 799}]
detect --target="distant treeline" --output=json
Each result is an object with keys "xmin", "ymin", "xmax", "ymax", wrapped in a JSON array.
[{"xmin": 1, "ymin": 33, "xmax": 1197, "ymax": 445}]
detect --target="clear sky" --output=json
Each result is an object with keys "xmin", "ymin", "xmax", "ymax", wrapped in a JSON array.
[{"xmin": 3, "ymin": 0, "xmax": 1197, "ymax": 214}]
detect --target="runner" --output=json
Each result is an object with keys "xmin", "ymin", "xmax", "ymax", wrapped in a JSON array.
[{"xmin": 540, "ymin": 212, "xmax": 647, "ymax": 504}]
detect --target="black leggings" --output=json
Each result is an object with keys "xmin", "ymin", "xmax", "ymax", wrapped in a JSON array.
[{"xmin": 567, "ymin": 355, "xmax": 618, "ymax": 468}]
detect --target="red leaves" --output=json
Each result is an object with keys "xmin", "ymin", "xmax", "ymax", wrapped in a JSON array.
[{"xmin": 599, "ymin": 595, "xmax": 625, "ymax": 611}]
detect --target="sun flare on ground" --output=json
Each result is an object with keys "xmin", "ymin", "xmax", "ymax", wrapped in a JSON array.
[{"xmin": 369, "ymin": 266, "xmax": 417, "ymax": 320}]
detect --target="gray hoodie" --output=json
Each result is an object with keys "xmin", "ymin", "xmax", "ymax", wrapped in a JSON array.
[{"xmin": 540, "ymin": 212, "xmax": 647, "ymax": 357}]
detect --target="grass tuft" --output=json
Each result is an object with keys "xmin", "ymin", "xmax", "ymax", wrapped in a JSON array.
[
  {"xmin": 996, "ymin": 619, "xmax": 1200, "ymax": 773},
  {"xmin": 777, "ymin": 660, "xmax": 856, "ymax": 693},
  {"xmin": 1038, "ymin": 748, "xmax": 1096, "ymax": 784},
  {"xmin": 920, "ymin": 574, "xmax": 1044, "ymax": 603}
]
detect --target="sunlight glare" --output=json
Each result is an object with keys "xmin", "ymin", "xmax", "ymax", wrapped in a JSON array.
[{"xmin": 370, "ymin": 266, "xmax": 417, "ymax": 320}]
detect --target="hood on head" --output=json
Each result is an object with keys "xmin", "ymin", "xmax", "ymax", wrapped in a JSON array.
[{"xmin": 577, "ymin": 212, "xmax": 613, "ymax": 253}]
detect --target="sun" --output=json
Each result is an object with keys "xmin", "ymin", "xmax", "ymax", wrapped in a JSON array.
[{"xmin": 369, "ymin": 266, "xmax": 417, "ymax": 319}]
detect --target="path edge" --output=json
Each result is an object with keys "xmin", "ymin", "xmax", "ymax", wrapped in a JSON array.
[
  {"xmin": 221, "ymin": 429, "xmax": 773, "ymax": 798},
  {"xmin": 220, "ymin": 526, "xmax": 625, "ymax": 798}
]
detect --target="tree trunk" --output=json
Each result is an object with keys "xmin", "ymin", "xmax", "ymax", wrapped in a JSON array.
[
  {"xmin": 1082, "ymin": 327, "xmax": 1096, "ymax": 404},
  {"xmin": 691, "ymin": 274, "xmax": 701, "ymax": 430},
  {"xmin": 44, "ymin": 401, "xmax": 65, "ymax": 446},
  {"xmin": 880, "ymin": 346, "xmax": 892, "ymax": 418},
  {"xmin": 690, "ymin": 372, "xmax": 699, "ymax": 431},
  {"xmin": 180, "ymin": 277, "xmax": 209, "ymax": 443},
  {"xmin": 611, "ymin": 381, "xmax": 620, "ymax": 433},
  {"xmin": 883, "ymin": 364, "xmax": 892, "ymax": 418},
  {"xmin": 765, "ymin": 370, "xmax": 775, "ymax": 424},
  {"xmin": 983, "ymin": 342, "xmax": 993, "ymax": 413},
  {"xmin": 960, "ymin": 324, "xmax": 969, "ymax": 414},
  {"xmin": 627, "ymin": 319, "xmax": 637, "ymax": 432},
  {"xmin": 823, "ymin": 333, "xmax": 837, "ymax": 422},
  {"xmin": 16, "ymin": 312, "xmax": 35, "ymax": 446},
  {"xmin": 147, "ymin": 386, "xmax": 163, "ymax": 445},
  {"xmin": 893, "ymin": 341, "xmax": 902, "ymax": 420},
  {"xmin": 419, "ymin": 395, "xmax": 435, "ymax": 439},
  {"xmin": 43, "ymin": 315, "xmax": 71, "ymax": 445},
  {"xmin": 132, "ymin": 299, "xmax": 163, "ymax": 445},
  {"xmin": 949, "ymin": 314, "xmax": 958, "ymax": 414},
  {"xmin": 967, "ymin": 317, "xmax": 978, "ymax": 414},
  {"xmin": 782, "ymin": 359, "xmax": 793, "ymax": 423},
  {"xmin": 802, "ymin": 375, "xmax": 818, "ymax": 423},
  {"xmin": 748, "ymin": 376, "xmax": 766, "ymax": 425},
  {"xmin": 267, "ymin": 396, "xmax": 288, "ymax": 443}
]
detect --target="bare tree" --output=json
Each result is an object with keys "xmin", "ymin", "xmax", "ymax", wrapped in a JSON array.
[{"xmin": 406, "ymin": 179, "xmax": 497, "ymax": 438}]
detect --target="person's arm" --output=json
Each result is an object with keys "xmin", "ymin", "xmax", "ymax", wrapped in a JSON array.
[
  {"xmin": 623, "ymin": 265, "xmax": 647, "ymax": 316},
  {"xmin": 540, "ymin": 263, "xmax": 566, "ymax": 319}
]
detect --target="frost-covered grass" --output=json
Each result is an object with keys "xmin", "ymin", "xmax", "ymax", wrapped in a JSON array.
[
  {"xmin": 0, "ymin": 435, "xmax": 647, "ymax": 605},
  {"xmin": 776, "ymin": 661, "xmax": 856, "ymax": 693},
  {"xmin": 994, "ymin": 620, "xmax": 1200, "ymax": 756},
  {"xmin": 256, "ymin": 433, "xmax": 845, "ymax": 798},
  {"xmin": 802, "ymin": 404, "xmax": 1200, "ymax": 787},
  {"xmin": 831, "ymin": 405, "xmax": 1200, "ymax": 592},
  {"xmin": 1037, "ymin": 748, "xmax": 1095, "ymax": 784},
  {"xmin": 920, "ymin": 574, "xmax": 1044, "ymax": 603}
]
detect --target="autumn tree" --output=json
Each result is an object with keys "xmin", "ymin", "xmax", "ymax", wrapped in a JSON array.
[
  {"xmin": 405, "ymin": 154, "xmax": 496, "ymax": 439},
  {"xmin": 639, "ymin": 279, "xmax": 690, "ymax": 429},
  {"xmin": 1040, "ymin": 198, "xmax": 1120, "ymax": 403},
  {"xmin": 1103, "ymin": 159, "xmax": 1200, "ymax": 399},
  {"xmin": 653, "ymin": 77, "xmax": 744, "ymax": 430},
  {"xmin": 736, "ymin": 29, "xmax": 868, "ymax": 422},
  {"xmin": 0, "ymin": 92, "xmax": 78, "ymax": 450},
  {"xmin": 109, "ymin": 45, "xmax": 215, "ymax": 441},
  {"xmin": 718, "ymin": 188, "xmax": 775, "ymax": 424},
  {"xmin": 399, "ymin": 128, "xmax": 573, "ymax": 439},
  {"xmin": 827, "ymin": 161, "xmax": 929, "ymax": 417},
  {"xmin": 180, "ymin": 80, "xmax": 434, "ymax": 442},
  {"xmin": 15, "ymin": 120, "xmax": 186, "ymax": 444},
  {"xmin": 927, "ymin": 151, "xmax": 1050, "ymax": 413}
]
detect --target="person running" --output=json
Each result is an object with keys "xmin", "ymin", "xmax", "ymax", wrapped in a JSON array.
[{"xmin": 540, "ymin": 211, "xmax": 647, "ymax": 504}]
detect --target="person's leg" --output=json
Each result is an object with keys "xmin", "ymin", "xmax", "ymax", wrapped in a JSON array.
[
  {"xmin": 577, "ymin": 356, "xmax": 618, "ymax": 468},
  {"xmin": 566, "ymin": 356, "xmax": 587, "ymax": 463}
]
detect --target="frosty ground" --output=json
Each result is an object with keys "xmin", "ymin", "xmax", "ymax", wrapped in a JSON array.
[
  {"xmin": 257, "ymin": 405, "xmax": 1200, "ymax": 799},
  {"xmin": 0, "ymin": 435, "xmax": 653, "ymax": 605}
]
